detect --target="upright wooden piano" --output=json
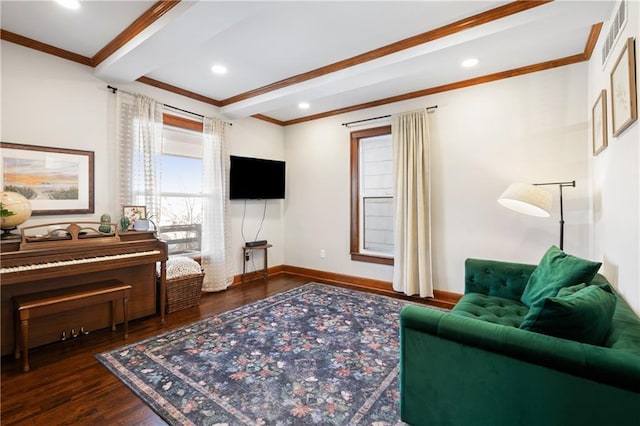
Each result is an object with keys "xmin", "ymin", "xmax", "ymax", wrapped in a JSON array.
[{"xmin": 0, "ymin": 222, "xmax": 168, "ymax": 356}]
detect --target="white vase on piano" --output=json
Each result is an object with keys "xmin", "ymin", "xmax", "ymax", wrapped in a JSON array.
[{"xmin": 133, "ymin": 219, "xmax": 150, "ymax": 231}]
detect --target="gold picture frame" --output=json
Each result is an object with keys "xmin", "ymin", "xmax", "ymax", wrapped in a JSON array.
[
  {"xmin": 592, "ymin": 89, "xmax": 608, "ymax": 156},
  {"xmin": 610, "ymin": 37, "xmax": 637, "ymax": 137}
]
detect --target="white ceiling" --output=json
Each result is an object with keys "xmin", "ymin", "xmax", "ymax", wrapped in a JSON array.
[{"xmin": 0, "ymin": 1, "xmax": 616, "ymax": 124}]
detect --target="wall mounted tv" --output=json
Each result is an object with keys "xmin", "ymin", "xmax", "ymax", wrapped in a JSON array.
[{"xmin": 229, "ymin": 155, "xmax": 286, "ymax": 199}]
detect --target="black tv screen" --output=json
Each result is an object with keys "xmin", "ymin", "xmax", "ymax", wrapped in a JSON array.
[{"xmin": 230, "ymin": 155, "xmax": 286, "ymax": 199}]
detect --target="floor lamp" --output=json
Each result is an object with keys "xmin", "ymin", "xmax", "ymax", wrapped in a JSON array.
[{"xmin": 497, "ymin": 180, "xmax": 576, "ymax": 250}]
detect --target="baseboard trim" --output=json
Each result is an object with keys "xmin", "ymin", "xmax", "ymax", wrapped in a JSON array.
[
  {"xmin": 231, "ymin": 265, "xmax": 285, "ymax": 286},
  {"xmin": 276, "ymin": 265, "xmax": 460, "ymax": 309},
  {"xmin": 231, "ymin": 264, "xmax": 461, "ymax": 308}
]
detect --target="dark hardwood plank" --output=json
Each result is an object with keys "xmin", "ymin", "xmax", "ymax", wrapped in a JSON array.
[
  {"xmin": 0, "ymin": 273, "xmax": 444, "ymax": 424},
  {"xmin": 1, "ymin": 275, "xmax": 307, "ymax": 425}
]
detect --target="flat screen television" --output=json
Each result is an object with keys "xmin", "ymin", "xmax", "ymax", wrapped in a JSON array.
[{"xmin": 229, "ymin": 155, "xmax": 286, "ymax": 199}]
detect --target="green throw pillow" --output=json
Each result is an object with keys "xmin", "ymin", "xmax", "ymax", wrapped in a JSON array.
[
  {"xmin": 520, "ymin": 246, "xmax": 602, "ymax": 307},
  {"xmin": 558, "ymin": 282, "xmax": 613, "ymax": 297},
  {"xmin": 520, "ymin": 284, "xmax": 616, "ymax": 345},
  {"xmin": 556, "ymin": 283, "xmax": 587, "ymax": 297}
]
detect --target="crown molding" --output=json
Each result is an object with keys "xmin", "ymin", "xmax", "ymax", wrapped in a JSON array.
[
  {"xmin": 221, "ymin": 0, "xmax": 552, "ymax": 106},
  {"xmin": 283, "ymin": 52, "xmax": 590, "ymax": 126},
  {"xmin": 136, "ymin": 76, "xmax": 223, "ymax": 107},
  {"xmin": 92, "ymin": 1, "xmax": 182, "ymax": 67},
  {"xmin": 583, "ymin": 22, "xmax": 603, "ymax": 60},
  {"xmin": 250, "ymin": 114, "xmax": 286, "ymax": 126},
  {"xmin": 1, "ymin": 3, "xmax": 602, "ymax": 128},
  {"xmin": 0, "ymin": 29, "xmax": 92, "ymax": 66}
]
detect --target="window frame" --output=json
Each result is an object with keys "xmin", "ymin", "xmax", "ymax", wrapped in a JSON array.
[
  {"xmin": 160, "ymin": 113, "xmax": 204, "ymax": 255},
  {"xmin": 163, "ymin": 113, "xmax": 202, "ymax": 132},
  {"xmin": 350, "ymin": 125, "xmax": 394, "ymax": 265}
]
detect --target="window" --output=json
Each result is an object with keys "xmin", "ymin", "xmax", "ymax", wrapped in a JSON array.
[
  {"xmin": 350, "ymin": 125, "xmax": 394, "ymax": 265},
  {"xmin": 158, "ymin": 115, "xmax": 204, "ymax": 255}
]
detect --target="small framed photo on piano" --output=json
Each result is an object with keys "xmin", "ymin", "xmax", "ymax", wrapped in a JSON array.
[
  {"xmin": 1, "ymin": 142, "xmax": 94, "ymax": 215},
  {"xmin": 122, "ymin": 205, "xmax": 146, "ymax": 229}
]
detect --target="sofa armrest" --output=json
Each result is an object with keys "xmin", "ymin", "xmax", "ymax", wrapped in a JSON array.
[
  {"xmin": 464, "ymin": 258, "xmax": 536, "ymax": 300},
  {"xmin": 400, "ymin": 304, "xmax": 640, "ymax": 426}
]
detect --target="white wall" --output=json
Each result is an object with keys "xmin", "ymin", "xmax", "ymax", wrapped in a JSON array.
[
  {"xmin": 1, "ymin": 42, "xmax": 111, "ymax": 218},
  {"xmin": 587, "ymin": 0, "xmax": 640, "ymax": 312},
  {"xmin": 0, "ymin": 41, "xmax": 285, "ymax": 277},
  {"xmin": 6, "ymin": 30, "xmax": 636, "ymax": 310},
  {"xmin": 284, "ymin": 64, "xmax": 591, "ymax": 294},
  {"xmin": 225, "ymin": 119, "xmax": 285, "ymax": 276}
]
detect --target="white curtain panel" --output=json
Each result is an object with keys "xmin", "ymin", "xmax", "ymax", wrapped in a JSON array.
[
  {"xmin": 392, "ymin": 110, "xmax": 434, "ymax": 297},
  {"xmin": 116, "ymin": 92, "xmax": 163, "ymax": 217},
  {"xmin": 202, "ymin": 117, "xmax": 233, "ymax": 291},
  {"xmin": 116, "ymin": 92, "xmax": 232, "ymax": 291}
]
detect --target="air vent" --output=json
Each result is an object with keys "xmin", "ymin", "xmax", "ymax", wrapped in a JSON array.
[{"xmin": 602, "ymin": 0, "xmax": 627, "ymax": 67}]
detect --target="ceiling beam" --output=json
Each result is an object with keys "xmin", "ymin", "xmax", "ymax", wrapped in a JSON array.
[
  {"xmin": 91, "ymin": 1, "xmax": 183, "ymax": 67},
  {"xmin": 282, "ymin": 52, "xmax": 589, "ymax": 126},
  {"xmin": 1, "ymin": 2, "xmax": 603, "ymax": 128},
  {"xmin": 250, "ymin": 114, "xmax": 286, "ymax": 127},
  {"xmin": 220, "ymin": 0, "xmax": 553, "ymax": 106},
  {"xmin": 583, "ymin": 22, "xmax": 603, "ymax": 60},
  {"xmin": 136, "ymin": 76, "xmax": 223, "ymax": 107}
]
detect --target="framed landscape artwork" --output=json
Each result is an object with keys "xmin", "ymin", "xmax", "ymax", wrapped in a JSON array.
[
  {"xmin": 592, "ymin": 89, "xmax": 607, "ymax": 156},
  {"xmin": 0, "ymin": 142, "xmax": 94, "ymax": 215},
  {"xmin": 610, "ymin": 37, "xmax": 637, "ymax": 137}
]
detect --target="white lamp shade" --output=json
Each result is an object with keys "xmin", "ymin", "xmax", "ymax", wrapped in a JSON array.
[{"xmin": 498, "ymin": 182, "xmax": 552, "ymax": 217}]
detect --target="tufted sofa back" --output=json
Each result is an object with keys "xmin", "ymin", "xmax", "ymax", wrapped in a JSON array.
[
  {"xmin": 463, "ymin": 258, "xmax": 640, "ymax": 356},
  {"xmin": 464, "ymin": 258, "xmax": 536, "ymax": 300}
]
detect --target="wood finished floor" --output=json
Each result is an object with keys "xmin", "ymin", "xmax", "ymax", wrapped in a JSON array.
[
  {"xmin": 1, "ymin": 274, "xmax": 442, "ymax": 425},
  {"xmin": 1, "ymin": 275, "xmax": 309, "ymax": 425}
]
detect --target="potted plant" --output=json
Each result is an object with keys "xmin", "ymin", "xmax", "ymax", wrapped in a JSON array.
[{"xmin": 133, "ymin": 209, "xmax": 156, "ymax": 231}]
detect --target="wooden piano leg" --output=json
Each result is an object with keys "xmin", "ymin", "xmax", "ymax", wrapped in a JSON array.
[
  {"xmin": 123, "ymin": 294, "xmax": 129, "ymax": 339},
  {"xmin": 160, "ymin": 261, "xmax": 166, "ymax": 325},
  {"xmin": 110, "ymin": 300, "xmax": 116, "ymax": 331},
  {"xmin": 13, "ymin": 307, "xmax": 21, "ymax": 360},
  {"xmin": 20, "ymin": 318, "xmax": 30, "ymax": 373}
]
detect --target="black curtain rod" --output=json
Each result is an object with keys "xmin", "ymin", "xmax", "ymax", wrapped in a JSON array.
[
  {"xmin": 533, "ymin": 180, "xmax": 576, "ymax": 188},
  {"xmin": 164, "ymin": 103, "xmax": 204, "ymax": 119},
  {"xmin": 341, "ymin": 105, "xmax": 438, "ymax": 127},
  {"xmin": 107, "ymin": 85, "xmax": 232, "ymax": 125}
]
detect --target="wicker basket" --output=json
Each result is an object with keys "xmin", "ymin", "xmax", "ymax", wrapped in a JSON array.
[{"xmin": 165, "ymin": 272, "xmax": 204, "ymax": 313}]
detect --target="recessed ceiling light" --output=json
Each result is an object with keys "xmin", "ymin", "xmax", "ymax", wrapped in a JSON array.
[
  {"xmin": 55, "ymin": 0, "xmax": 80, "ymax": 9},
  {"xmin": 461, "ymin": 58, "xmax": 479, "ymax": 68},
  {"xmin": 298, "ymin": 102, "xmax": 310, "ymax": 110},
  {"xmin": 211, "ymin": 65, "xmax": 228, "ymax": 75}
]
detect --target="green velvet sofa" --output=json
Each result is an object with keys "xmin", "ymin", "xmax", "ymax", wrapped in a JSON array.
[{"xmin": 400, "ymin": 258, "xmax": 640, "ymax": 426}]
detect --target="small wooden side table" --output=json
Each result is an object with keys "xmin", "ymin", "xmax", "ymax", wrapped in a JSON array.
[{"xmin": 242, "ymin": 244, "xmax": 272, "ymax": 282}]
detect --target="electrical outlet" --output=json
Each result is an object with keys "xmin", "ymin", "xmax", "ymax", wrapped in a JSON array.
[{"xmin": 320, "ymin": 249, "xmax": 326, "ymax": 259}]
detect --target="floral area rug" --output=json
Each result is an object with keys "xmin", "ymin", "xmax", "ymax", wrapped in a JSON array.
[{"xmin": 97, "ymin": 283, "xmax": 418, "ymax": 425}]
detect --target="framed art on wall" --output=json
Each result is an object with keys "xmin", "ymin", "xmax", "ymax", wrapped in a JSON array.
[
  {"xmin": 592, "ymin": 89, "xmax": 608, "ymax": 156},
  {"xmin": 0, "ymin": 142, "xmax": 94, "ymax": 215},
  {"xmin": 610, "ymin": 37, "xmax": 637, "ymax": 137}
]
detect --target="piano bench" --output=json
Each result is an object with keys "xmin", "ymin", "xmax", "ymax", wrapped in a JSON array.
[{"xmin": 12, "ymin": 280, "xmax": 132, "ymax": 373}]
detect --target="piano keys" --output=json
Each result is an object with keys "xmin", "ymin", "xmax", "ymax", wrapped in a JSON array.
[
  {"xmin": 0, "ymin": 222, "xmax": 168, "ymax": 356},
  {"xmin": 0, "ymin": 249, "xmax": 162, "ymax": 276}
]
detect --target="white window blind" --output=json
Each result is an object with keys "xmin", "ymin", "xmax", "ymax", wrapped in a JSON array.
[{"xmin": 360, "ymin": 133, "xmax": 393, "ymax": 255}]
